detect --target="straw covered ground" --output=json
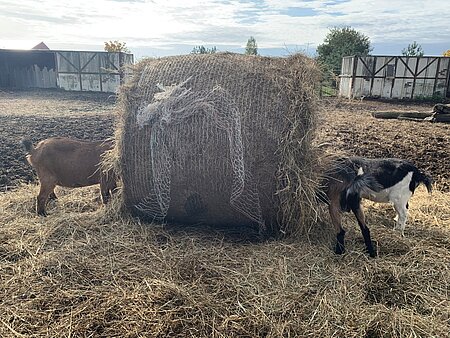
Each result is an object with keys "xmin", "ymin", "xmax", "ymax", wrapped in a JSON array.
[
  {"xmin": 0, "ymin": 90, "xmax": 449, "ymax": 337},
  {"xmin": 0, "ymin": 184, "xmax": 448, "ymax": 337}
]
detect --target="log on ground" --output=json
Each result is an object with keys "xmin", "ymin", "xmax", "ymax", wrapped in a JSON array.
[{"xmin": 372, "ymin": 111, "xmax": 433, "ymax": 119}]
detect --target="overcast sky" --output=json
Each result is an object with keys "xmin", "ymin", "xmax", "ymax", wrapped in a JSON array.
[{"xmin": 0, "ymin": 0, "xmax": 449, "ymax": 59}]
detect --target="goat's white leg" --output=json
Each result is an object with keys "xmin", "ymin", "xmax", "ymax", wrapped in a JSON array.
[
  {"xmin": 390, "ymin": 183, "xmax": 412, "ymax": 236},
  {"xmin": 393, "ymin": 203, "xmax": 401, "ymax": 232},
  {"xmin": 393, "ymin": 201, "xmax": 408, "ymax": 237}
]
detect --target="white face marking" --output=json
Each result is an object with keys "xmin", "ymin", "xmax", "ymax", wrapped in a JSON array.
[{"xmin": 357, "ymin": 167, "xmax": 364, "ymax": 176}]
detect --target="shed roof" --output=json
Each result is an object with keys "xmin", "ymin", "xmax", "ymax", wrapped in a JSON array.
[{"xmin": 32, "ymin": 42, "xmax": 50, "ymax": 50}]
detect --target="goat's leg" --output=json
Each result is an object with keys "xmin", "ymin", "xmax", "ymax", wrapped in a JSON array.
[
  {"xmin": 100, "ymin": 187, "xmax": 110, "ymax": 204},
  {"xmin": 350, "ymin": 197, "xmax": 376, "ymax": 258},
  {"xmin": 48, "ymin": 190, "xmax": 57, "ymax": 201},
  {"xmin": 330, "ymin": 204, "xmax": 345, "ymax": 255},
  {"xmin": 100, "ymin": 175, "xmax": 112, "ymax": 204},
  {"xmin": 110, "ymin": 179, "xmax": 118, "ymax": 196},
  {"xmin": 36, "ymin": 181, "xmax": 56, "ymax": 216},
  {"xmin": 393, "ymin": 201, "xmax": 408, "ymax": 237}
]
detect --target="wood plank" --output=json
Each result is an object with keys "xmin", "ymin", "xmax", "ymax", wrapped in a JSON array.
[
  {"xmin": 372, "ymin": 111, "xmax": 433, "ymax": 119},
  {"xmin": 397, "ymin": 116, "xmax": 426, "ymax": 122},
  {"xmin": 433, "ymin": 114, "xmax": 450, "ymax": 123}
]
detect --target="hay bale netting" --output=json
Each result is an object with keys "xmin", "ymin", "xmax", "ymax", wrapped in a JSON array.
[{"xmin": 117, "ymin": 53, "xmax": 320, "ymax": 235}]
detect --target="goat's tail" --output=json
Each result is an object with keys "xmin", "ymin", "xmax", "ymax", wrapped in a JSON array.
[
  {"xmin": 346, "ymin": 173, "xmax": 381, "ymax": 197},
  {"xmin": 340, "ymin": 174, "xmax": 381, "ymax": 212},
  {"xmin": 21, "ymin": 139, "xmax": 34, "ymax": 153}
]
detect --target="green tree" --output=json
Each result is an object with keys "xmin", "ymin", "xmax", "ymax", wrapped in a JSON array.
[
  {"xmin": 402, "ymin": 41, "xmax": 424, "ymax": 57},
  {"xmin": 443, "ymin": 50, "xmax": 450, "ymax": 57},
  {"xmin": 245, "ymin": 36, "xmax": 258, "ymax": 55},
  {"xmin": 104, "ymin": 40, "xmax": 130, "ymax": 53},
  {"xmin": 191, "ymin": 45, "xmax": 217, "ymax": 54},
  {"xmin": 317, "ymin": 27, "xmax": 372, "ymax": 74}
]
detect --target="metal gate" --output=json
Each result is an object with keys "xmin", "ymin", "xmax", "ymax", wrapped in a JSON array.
[
  {"xmin": 339, "ymin": 56, "xmax": 450, "ymax": 99},
  {"xmin": 56, "ymin": 51, "xmax": 134, "ymax": 92},
  {"xmin": 0, "ymin": 49, "xmax": 133, "ymax": 92}
]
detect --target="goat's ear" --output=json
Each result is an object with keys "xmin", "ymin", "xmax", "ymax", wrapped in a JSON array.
[
  {"xmin": 422, "ymin": 174, "xmax": 433, "ymax": 195},
  {"xmin": 426, "ymin": 179, "xmax": 433, "ymax": 195}
]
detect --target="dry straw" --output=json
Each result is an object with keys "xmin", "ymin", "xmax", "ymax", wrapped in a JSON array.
[
  {"xmin": 0, "ymin": 184, "xmax": 448, "ymax": 337},
  {"xmin": 116, "ymin": 53, "xmax": 321, "ymax": 237}
]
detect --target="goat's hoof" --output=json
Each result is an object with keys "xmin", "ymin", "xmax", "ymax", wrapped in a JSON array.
[
  {"xmin": 335, "ymin": 245, "xmax": 345, "ymax": 255},
  {"xmin": 37, "ymin": 212, "xmax": 47, "ymax": 217},
  {"xmin": 393, "ymin": 227, "xmax": 405, "ymax": 237},
  {"xmin": 368, "ymin": 247, "xmax": 377, "ymax": 258}
]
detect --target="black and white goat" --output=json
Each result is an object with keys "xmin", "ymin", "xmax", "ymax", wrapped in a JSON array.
[{"xmin": 319, "ymin": 157, "xmax": 432, "ymax": 257}]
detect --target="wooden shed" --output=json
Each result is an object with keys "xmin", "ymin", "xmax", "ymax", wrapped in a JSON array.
[
  {"xmin": 0, "ymin": 49, "xmax": 133, "ymax": 93},
  {"xmin": 339, "ymin": 55, "xmax": 450, "ymax": 99}
]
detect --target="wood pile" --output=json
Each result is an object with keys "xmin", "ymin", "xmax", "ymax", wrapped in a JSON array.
[{"xmin": 372, "ymin": 103, "xmax": 450, "ymax": 123}]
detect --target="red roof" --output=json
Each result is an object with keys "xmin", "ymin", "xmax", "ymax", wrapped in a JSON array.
[{"xmin": 32, "ymin": 42, "xmax": 50, "ymax": 50}]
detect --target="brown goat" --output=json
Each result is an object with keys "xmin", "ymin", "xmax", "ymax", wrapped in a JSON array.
[{"xmin": 22, "ymin": 137, "xmax": 117, "ymax": 216}]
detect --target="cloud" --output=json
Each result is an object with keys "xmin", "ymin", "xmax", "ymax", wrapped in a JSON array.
[{"xmin": 0, "ymin": 0, "xmax": 448, "ymax": 55}]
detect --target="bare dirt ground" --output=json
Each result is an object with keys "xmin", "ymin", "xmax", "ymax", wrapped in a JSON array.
[
  {"xmin": 0, "ymin": 90, "xmax": 448, "ymax": 191},
  {"xmin": 317, "ymin": 98, "xmax": 449, "ymax": 190}
]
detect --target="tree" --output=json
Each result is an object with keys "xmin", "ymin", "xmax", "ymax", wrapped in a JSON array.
[
  {"xmin": 245, "ymin": 36, "xmax": 258, "ymax": 55},
  {"xmin": 402, "ymin": 41, "xmax": 424, "ymax": 57},
  {"xmin": 316, "ymin": 27, "xmax": 372, "ymax": 74},
  {"xmin": 104, "ymin": 40, "xmax": 130, "ymax": 53},
  {"xmin": 442, "ymin": 50, "xmax": 450, "ymax": 57},
  {"xmin": 191, "ymin": 45, "xmax": 217, "ymax": 54}
]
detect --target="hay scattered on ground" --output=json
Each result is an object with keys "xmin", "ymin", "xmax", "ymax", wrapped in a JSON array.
[{"xmin": 0, "ymin": 184, "xmax": 448, "ymax": 337}]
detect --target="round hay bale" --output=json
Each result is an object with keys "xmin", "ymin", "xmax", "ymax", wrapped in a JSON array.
[{"xmin": 117, "ymin": 53, "xmax": 320, "ymax": 235}]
